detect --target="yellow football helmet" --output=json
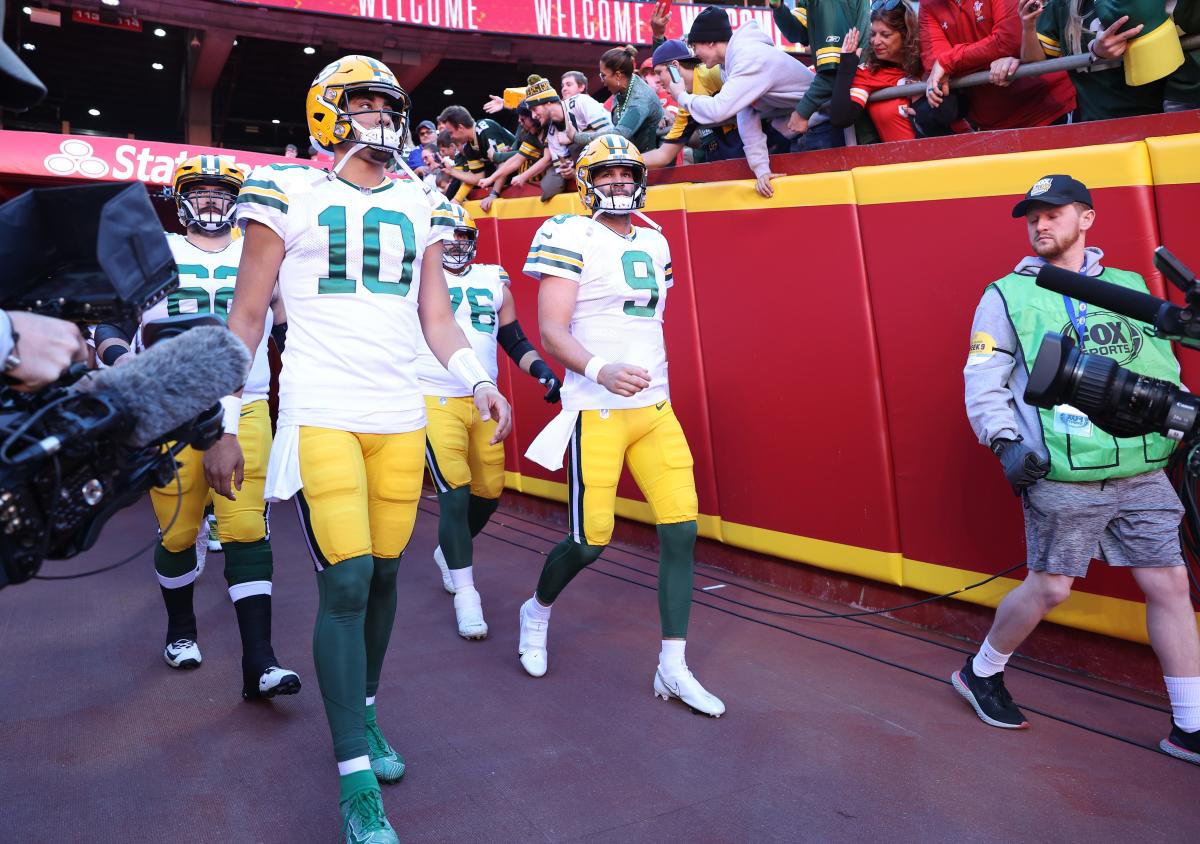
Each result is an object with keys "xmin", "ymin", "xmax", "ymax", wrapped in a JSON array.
[
  {"xmin": 443, "ymin": 204, "xmax": 479, "ymax": 270},
  {"xmin": 575, "ymin": 135, "xmax": 647, "ymax": 214},
  {"xmin": 172, "ymin": 154, "xmax": 245, "ymax": 232},
  {"xmin": 306, "ymin": 55, "xmax": 411, "ymax": 155}
]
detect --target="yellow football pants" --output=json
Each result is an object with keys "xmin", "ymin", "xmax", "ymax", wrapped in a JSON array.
[
  {"xmin": 296, "ymin": 426, "xmax": 426, "ymax": 566},
  {"xmin": 568, "ymin": 403, "xmax": 698, "ymax": 546},
  {"xmin": 150, "ymin": 399, "xmax": 271, "ymax": 552},
  {"xmin": 423, "ymin": 395, "xmax": 505, "ymax": 500}
]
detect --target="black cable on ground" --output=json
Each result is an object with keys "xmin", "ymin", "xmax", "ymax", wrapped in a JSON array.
[
  {"xmin": 466, "ymin": 505, "xmax": 1171, "ymax": 714},
  {"xmin": 466, "ymin": 520, "xmax": 1163, "ymax": 755}
]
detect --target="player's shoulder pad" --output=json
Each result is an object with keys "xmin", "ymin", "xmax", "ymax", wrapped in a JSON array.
[{"xmin": 245, "ymin": 162, "xmax": 319, "ymax": 197}]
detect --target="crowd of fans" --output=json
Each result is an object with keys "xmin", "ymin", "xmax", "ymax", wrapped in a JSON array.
[{"xmin": 407, "ymin": 0, "xmax": 1199, "ymax": 200}]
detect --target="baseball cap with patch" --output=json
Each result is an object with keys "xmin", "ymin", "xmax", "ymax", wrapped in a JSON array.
[
  {"xmin": 652, "ymin": 39, "xmax": 700, "ymax": 67},
  {"xmin": 416, "ymin": 120, "xmax": 436, "ymax": 132},
  {"xmin": 1011, "ymin": 174, "xmax": 1093, "ymax": 218}
]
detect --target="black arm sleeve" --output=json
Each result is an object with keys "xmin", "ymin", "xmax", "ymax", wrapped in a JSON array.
[
  {"xmin": 497, "ymin": 319, "xmax": 536, "ymax": 365},
  {"xmin": 270, "ymin": 321, "xmax": 287, "ymax": 352},
  {"xmin": 829, "ymin": 59, "xmax": 864, "ymax": 129},
  {"xmin": 94, "ymin": 321, "xmax": 135, "ymax": 366}
]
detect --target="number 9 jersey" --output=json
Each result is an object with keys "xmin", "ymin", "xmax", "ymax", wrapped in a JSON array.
[
  {"xmin": 235, "ymin": 163, "xmax": 456, "ymax": 429},
  {"xmin": 524, "ymin": 214, "xmax": 672, "ymax": 411}
]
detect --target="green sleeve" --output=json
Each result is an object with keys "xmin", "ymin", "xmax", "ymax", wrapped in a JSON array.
[
  {"xmin": 796, "ymin": 69, "xmax": 836, "ymax": 118},
  {"xmin": 773, "ymin": 0, "xmax": 809, "ymax": 45}
]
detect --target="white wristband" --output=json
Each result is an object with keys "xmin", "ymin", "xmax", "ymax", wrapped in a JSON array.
[
  {"xmin": 583, "ymin": 356, "xmax": 609, "ymax": 383},
  {"xmin": 447, "ymin": 347, "xmax": 494, "ymax": 393},
  {"xmin": 220, "ymin": 395, "xmax": 242, "ymax": 437}
]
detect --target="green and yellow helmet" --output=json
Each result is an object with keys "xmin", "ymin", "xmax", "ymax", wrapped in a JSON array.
[
  {"xmin": 443, "ymin": 204, "xmax": 479, "ymax": 270},
  {"xmin": 306, "ymin": 55, "xmax": 410, "ymax": 155},
  {"xmin": 574, "ymin": 134, "xmax": 647, "ymax": 214},
  {"xmin": 172, "ymin": 154, "xmax": 245, "ymax": 232}
]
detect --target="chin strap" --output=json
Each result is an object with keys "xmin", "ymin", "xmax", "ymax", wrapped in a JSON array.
[
  {"xmin": 592, "ymin": 208, "xmax": 661, "ymax": 232},
  {"xmin": 391, "ymin": 150, "xmax": 435, "ymax": 196},
  {"xmin": 327, "ymin": 142, "xmax": 368, "ymax": 180}
]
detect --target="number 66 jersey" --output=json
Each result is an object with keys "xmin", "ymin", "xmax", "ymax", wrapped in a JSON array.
[
  {"xmin": 236, "ymin": 163, "xmax": 456, "ymax": 430},
  {"xmin": 524, "ymin": 214, "xmax": 672, "ymax": 411}
]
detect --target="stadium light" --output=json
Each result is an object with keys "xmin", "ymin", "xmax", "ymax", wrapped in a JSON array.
[
  {"xmin": 22, "ymin": 6, "xmax": 32, "ymax": 13},
  {"xmin": 443, "ymin": 89, "xmax": 454, "ymax": 96},
  {"xmin": 101, "ymin": 0, "xmax": 119, "ymax": 6},
  {"xmin": 22, "ymin": 43, "xmax": 35, "ymax": 51},
  {"xmin": 303, "ymin": 46, "xmax": 316, "ymax": 55},
  {"xmin": 271, "ymin": 119, "xmax": 281, "ymax": 124},
  {"xmin": 153, "ymin": 28, "xmax": 166, "ymax": 37},
  {"xmin": 151, "ymin": 62, "xmax": 164, "ymax": 70},
  {"xmin": 88, "ymin": 108, "xmax": 101, "ymax": 116}
]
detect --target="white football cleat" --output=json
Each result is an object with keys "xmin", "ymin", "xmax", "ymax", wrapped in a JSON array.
[
  {"xmin": 518, "ymin": 598, "xmax": 549, "ymax": 678},
  {"xmin": 453, "ymin": 587, "xmax": 488, "ymax": 639},
  {"xmin": 654, "ymin": 665, "xmax": 725, "ymax": 717},
  {"xmin": 433, "ymin": 546, "xmax": 455, "ymax": 594},
  {"xmin": 206, "ymin": 514, "xmax": 222, "ymax": 553},
  {"xmin": 243, "ymin": 666, "xmax": 302, "ymax": 700},
  {"xmin": 163, "ymin": 638, "xmax": 202, "ymax": 670}
]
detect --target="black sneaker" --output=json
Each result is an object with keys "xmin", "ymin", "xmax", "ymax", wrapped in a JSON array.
[
  {"xmin": 1160, "ymin": 720, "xmax": 1200, "ymax": 766},
  {"xmin": 951, "ymin": 657, "xmax": 1029, "ymax": 729}
]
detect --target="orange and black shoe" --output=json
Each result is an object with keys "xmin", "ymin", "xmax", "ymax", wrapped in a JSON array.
[
  {"xmin": 951, "ymin": 657, "xmax": 1029, "ymax": 729},
  {"xmin": 1160, "ymin": 720, "xmax": 1200, "ymax": 766}
]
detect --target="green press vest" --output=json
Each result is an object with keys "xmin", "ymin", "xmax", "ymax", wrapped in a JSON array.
[{"xmin": 991, "ymin": 268, "xmax": 1181, "ymax": 482}]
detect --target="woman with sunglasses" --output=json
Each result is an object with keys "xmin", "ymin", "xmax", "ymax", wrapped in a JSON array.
[
  {"xmin": 828, "ymin": 0, "xmax": 928, "ymax": 142},
  {"xmin": 574, "ymin": 45, "xmax": 664, "ymax": 155}
]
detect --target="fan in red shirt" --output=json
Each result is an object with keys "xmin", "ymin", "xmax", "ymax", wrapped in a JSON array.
[
  {"xmin": 830, "ymin": 2, "xmax": 926, "ymax": 142},
  {"xmin": 921, "ymin": 0, "xmax": 1074, "ymax": 130}
]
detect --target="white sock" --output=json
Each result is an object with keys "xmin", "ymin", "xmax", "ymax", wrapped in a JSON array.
[
  {"xmin": 1165, "ymin": 675, "xmax": 1200, "ymax": 732},
  {"xmin": 449, "ymin": 566, "xmax": 475, "ymax": 592},
  {"xmin": 660, "ymin": 639, "xmax": 686, "ymax": 671},
  {"xmin": 525, "ymin": 595, "xmax": 551, "ymax": 621},
  {"xmin": 337, "ymin": 756, "xmax": 370, "ymax": 776},
  {"xmin": 972, "ymin": 637, "xmax": 1012, "ymax": 678},
  {"xmin": 365, "ymin": 696, "xmax": 376, "ymax": 708}
]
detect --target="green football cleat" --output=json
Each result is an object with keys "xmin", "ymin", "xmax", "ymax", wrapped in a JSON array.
[
  {"xmin": 340, "ymin": 787, "xmax": 398, "ymax": 844},
  {"xmin": 366, "ymin": 719, "xmax": 406, "ymax": 783}
]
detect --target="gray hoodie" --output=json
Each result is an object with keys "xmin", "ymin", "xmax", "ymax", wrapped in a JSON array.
[
  {"xmin": 963, "ymin": 248, "xmax": 1107, "ymax": 460},
  {"xmin": 675, "ymin": 21, "xmax": 816, "ymax": 179}
]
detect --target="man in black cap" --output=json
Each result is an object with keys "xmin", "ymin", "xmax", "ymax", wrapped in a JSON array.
[
  {"xmin": 957, "ymin": 174, "xmax": 1200, "ymax": 766},
  {"xmin": 666, "ymin": 5, "xmax": 814, "ymax": 197}
]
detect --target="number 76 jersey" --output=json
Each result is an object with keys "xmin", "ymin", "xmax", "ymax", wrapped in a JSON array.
[{"xmin": 524, "ymin": 214, "xmax": 672, "ymax": 411}]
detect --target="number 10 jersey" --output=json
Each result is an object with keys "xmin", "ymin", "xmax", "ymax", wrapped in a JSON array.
[
  {"xmin": 524, "ymin": 214, "xmax": 672, "ymax": 411},
  {"xmin": 236, "ymin": 163, "xmax": 455, "ymax": 430}
]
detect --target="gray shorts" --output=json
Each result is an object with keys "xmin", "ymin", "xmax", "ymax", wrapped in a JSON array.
[{"xmin": 1022, "ymin": 470, "xmax": 1184, "ymax": 578}]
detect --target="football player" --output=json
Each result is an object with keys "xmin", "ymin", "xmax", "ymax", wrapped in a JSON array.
[
  {"xmin": 415, "ymin": 205, "xmax": 560, "ymax": 639},
  {"xmin": 518, "ymin": 136, "xmax": 725, "ymax": 718},
  {"xmin": 96, "ymin": 156, "xmax": 298, "ymax": 701},
  {"xmin": 213, "ymin": 56, "xmax": 511, "ymax": 843}
]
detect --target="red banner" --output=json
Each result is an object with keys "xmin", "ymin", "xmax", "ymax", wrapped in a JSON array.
[
  {"xmin": 234, "ymin": 0, "xmax": 802, "ymax": 48},
  {"xmin": 0, "ymin": 131, "xmax": 303, "ymax": 186}
]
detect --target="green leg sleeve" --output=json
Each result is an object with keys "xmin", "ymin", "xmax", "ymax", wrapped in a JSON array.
[
  {"xmin": 364, "ymin": 555, "xmax": 401, "ymax": 699},
  {"xmin": 467, "ymin": 494, "xmax": 500, "ymax": 537},
  {"xmin": 154, "ymin": 542, "xmax": 196, "ymax": 579},
  {"xmin": 535, "ymin": 537, "xmax": 605, "ymax": 605},
  {"xmin": 657, "ymin": 521, "xmax": 697, "ymax": 639},
  {"xmin": 222, "ymin": 539, "xmax": 273, "ymax": 587},
  {"xmin": 437, "ymin": 485, "xmax": 473, "ymax": 570},
  {"xmin": 313, "ymin": 554, "xmax": 373, "ymax": 763}
]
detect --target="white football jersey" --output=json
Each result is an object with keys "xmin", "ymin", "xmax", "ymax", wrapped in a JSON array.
[
  {"xmin": 524, "ymin": 214, "xmax": 672, "ymax": 411},
  {"xmin": 235, "ymin": 163, "xmax": 456, "ymax": 429},
  {"xmin": 415, "ymin": 263, "xmax": 510, "ymax": 397},
  {"xmin": 142, "ymin": 233, "xmax": 272, "ymax": 403}
]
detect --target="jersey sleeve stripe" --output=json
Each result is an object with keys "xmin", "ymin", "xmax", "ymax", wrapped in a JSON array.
[
  {"xmin": 792, "ymin": 8, "xmax": 807, "ymax": 26},
  {"xmin": 526, "ymin": 255, "xmax": 583, "ymax": 275},
  {"xmin": 236, "ymin": 191, "xmax": 288, "ymax": 213},
  {"xmin": 849, "ymin": 87, "xmax": 869, "ymax": 105},
  {"xmin": 533, "ymin": 244, "xmax": 585, "ymax": 264}
]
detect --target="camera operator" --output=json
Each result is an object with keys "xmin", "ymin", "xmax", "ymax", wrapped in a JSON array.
[
  {"xmin": 957, "ymin": 174, "xmax": 1200, "ymax": 765},
  {"xmin": 1, "ymin": 309, "xmax": 90, "ymax": 391}
]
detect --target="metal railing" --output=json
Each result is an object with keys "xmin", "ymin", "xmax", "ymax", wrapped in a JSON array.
[{"xmin": 867, "ymin": 33, "xmax": 1200, "ymax": 103}]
